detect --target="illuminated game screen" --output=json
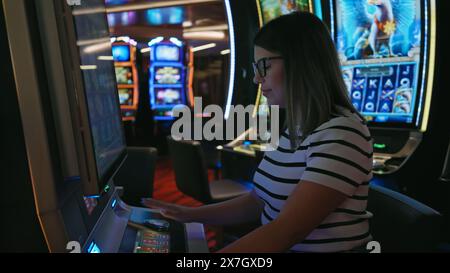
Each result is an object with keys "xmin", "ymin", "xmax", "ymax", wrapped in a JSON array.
[
  {"xmin": 112, "ymin": 44, "xmax": 131, "ymax": 62},
  {"xmin": 260, "ymin": 0, "xmax": 310, "ymax": 24},
  {"xmin": 334, "ymin": 0, "xmax": 423, "ymax": 126},
  {"xmin": 155, "ymin": 87, "xmax": 183, "ymax": 105},
  {"xmin": 118, "ymin": 88, "xmax": 134, "ymax": 106},
  {"xmin": 115, "ymin": 66, "xmax": 133, "ymax": 84},
  {"xmin": 155, "ymin": 45, "xmax": 180, "ymax": 62},
  {"xmin": 154, "ymin": 66, "xmax": 182, "ymax": 84}
]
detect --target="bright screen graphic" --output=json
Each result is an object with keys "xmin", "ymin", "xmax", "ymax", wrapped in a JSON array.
[
  {"xmin": 112, "ymin": 45, "xmax": 131, "ymax": 62},
  {"xmin": 154, "ymin": 66, "xmax": 182, "ymax": 84},
  {"xmin": 118, "ymin": 88, "xmax": 133, "ymax": 106},
  {"xmin": 155, "ymin": 45, "xmax": 180, "ymax": 62},
  {"xmin": 260, "ymin": 0, "xmax": 310, "ymax": 24},
  {"xmin": 155, "ymin": 87, "xmax": 183, "ymax": 105},
  {"xmin": 115, "ymin": 66, "xmax": 133, "ymax": 84},
  {"xmin": 335, "ymin": 0, "xmax": 422, "ymax": 125}
]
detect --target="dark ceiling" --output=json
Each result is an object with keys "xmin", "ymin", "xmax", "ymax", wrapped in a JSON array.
[{"xmin": 105, "ymin": 0, "xmax": 230, "ymax": 56}]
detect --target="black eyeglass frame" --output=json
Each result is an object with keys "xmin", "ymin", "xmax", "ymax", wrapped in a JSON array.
[{"xmin": 252, "ymin": 56, "xmax": 283, "ymax": 78}]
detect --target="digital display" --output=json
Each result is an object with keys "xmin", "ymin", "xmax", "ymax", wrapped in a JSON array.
[
  {"xmin": 154, "ymin": 66, "xmax": 182, "ymax": 84},
  {"xmin": 259, "ymin": 0, "xmax": 310, "ymax": 24},
  {"xmin": 155, "ymin": 45, "xmax": 180, "ymax": 62},
  {"xmin": 115, "ymin": 66, "xmax": 133, "ymax": 84},
  {"xmin": 155, "ymin": 87, "xmax": 183, "ymax": 105},
  {"xmin": 72, "ymin": 0, "xmax": 126, "ymax": 182},
  {"xmin": 118, "ymin": 88, "xmax": 133, "ymax": 106},
  {"xmin": 333, "ymin": 0, "xmax": 423, "ymax": 125},
  {"xmin": 112, "ymin": 45, "xmax": 131, "ymax": 62}
]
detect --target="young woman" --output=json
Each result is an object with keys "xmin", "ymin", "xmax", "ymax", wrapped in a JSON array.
[{"xmin": 142, "ymin": 11, "xmax": 373, "ymax": 253}]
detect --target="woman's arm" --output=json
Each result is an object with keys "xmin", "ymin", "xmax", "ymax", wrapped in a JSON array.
[
  {"xmin": 190, "ymin": 189, "xmax": 264, "ymax": 226},
  {"xmin": 217, "ymin": 181, "xmax": 347, "ymax": 253},
  {"xmin": 142, "ymin": 189, "xmax": 264, "ymax": 226}
]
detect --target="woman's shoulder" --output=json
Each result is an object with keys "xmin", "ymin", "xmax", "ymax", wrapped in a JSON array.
[{"xmin": 306, "ymin": 111, "xmax": 371, "ymax": 143}]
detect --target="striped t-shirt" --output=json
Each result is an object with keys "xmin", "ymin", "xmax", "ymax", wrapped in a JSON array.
[{"xmin": 253, "ymin": 109, "xmax": 373, "ymax": 252}]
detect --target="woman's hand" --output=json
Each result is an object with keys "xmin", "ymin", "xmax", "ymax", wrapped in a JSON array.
[{"xmin": 141, "ymin": 198, "xmax": 196, "ymax": 223}]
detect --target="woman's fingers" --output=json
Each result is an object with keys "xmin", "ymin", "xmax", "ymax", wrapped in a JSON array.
[{"xmin": 141, "ymin": 198, "xmax": 173, "ymax": 210}]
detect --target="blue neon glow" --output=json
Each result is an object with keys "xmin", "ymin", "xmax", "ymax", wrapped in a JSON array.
[
  {"xmin": 145, "ymin": 7, "xmax": 184, "ymax": 26},
  {"xmin": 329, "ymin": 0, "xmax": 335, "ymax": 42},
  {"xmin": 224, "ymin": 0, "xmax": 235, "ymax": 120},
  {"xmin": 111, "ymin": 199, "xmax": 117, "ymax": 208},
  {"xmin": 112, "ymin": 45, "xmax": 130, "ymax": 62},
  {"xmin": 148, "ymin": 37, "xmax": 164, "ymax": 47},
  {"xmin": 84, "ymin": 194, "xmax": 100, "ymax": 199},
  {"xmin": 88, "ymin": 242, "xmax": 101, "ymax": 253},
  {"xmin": 314, "ymin": 0, "xmax": 323, "ymax": 20},
  {"xmin": 170, "ymin": 37, "xmax": 183, "ymax": 47}
]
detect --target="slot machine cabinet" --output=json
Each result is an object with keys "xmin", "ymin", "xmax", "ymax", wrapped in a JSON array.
[
  {"xmin": 112, "ymin": 41, "xmax": 139, "ymax": 122},
  {"xmin": 328, "ymin": 0, "xmax": 437, "ymax": 179},
  {"xmin": 148, "ymin": 37, "xmax": 187, "ymax": 122}
]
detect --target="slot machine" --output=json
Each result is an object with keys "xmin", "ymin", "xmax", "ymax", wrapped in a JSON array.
[
  {"xmin": 328, "ymin": 0, "xmax": 436, "ymax": 183},
  {"xmin": 112, "ymin": 40, "xmax": 139, "ymax": 122},
  {"xmin": 148, "ymin": 37, "xmax": 189, "ymax": 121}
]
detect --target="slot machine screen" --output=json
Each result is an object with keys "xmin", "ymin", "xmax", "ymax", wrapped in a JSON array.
[
  {"xmin": 70, "ymin": 0, "xmax": 127, "ymax": 194},
  {"xmin": 333, "ymin": 0, "xmax": 426, "ymax": 128},
  {"xmin": 155, "ymin": 45, "xmax": 180, "ymax": 62},
  {"xmin": 118, "ymin": 88, "xmax": 134, "ymax": 106},
  {"xmin": 115, "ymin": 66, "xmax": 133, "ymax": 84},
  {"xmin": 155, "ymin": 87, "xmax": 183, "ymax": 105},
  {"xmin": 112, "ymin": 44, "xmax": 131, "ymax": 62},
  {"xmin": 259, "ymin": 0, "xmax": 310, "ymax": 24},
  {"xmin": 154, "ymin": 66, "xmax": 182, "ymax": 84}
]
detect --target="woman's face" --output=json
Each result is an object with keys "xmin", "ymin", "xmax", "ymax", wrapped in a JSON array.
[{"xmin": 253, "ymin": 46, "xmax": 286, "ymax": 107}]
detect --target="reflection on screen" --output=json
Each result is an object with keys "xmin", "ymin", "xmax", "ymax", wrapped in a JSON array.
[
  {"xmin": 72, "ymin": 0, "xmax": 126, "ymax": 180},
  {"xmin": 334, "ymin": 0, "xmax": 422, "ymax": 125},
  {"xmin": 155, "ymin": 45, "xmax": 180, "ymax": 62}
]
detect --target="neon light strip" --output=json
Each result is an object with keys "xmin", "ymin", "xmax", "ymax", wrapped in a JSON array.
[
  {"xmin": 419, "ymin": 0, "xmax": 436, "ymax": 132},
  {"xmin": 255, "ymin": 0, "xmax": 263, "ymax": 27},
  {"xmin": 329, "ymin": 0, "xmax": 335, "ymax": 41},
  {"xmin": 314, "ymin": 0, "xmax": 323, "ymax": 20},
  {"xmin": 224, "ymin": 0, "xmax": 235, "ymax": 120}
]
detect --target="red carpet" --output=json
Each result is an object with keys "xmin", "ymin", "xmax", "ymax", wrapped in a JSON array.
[{"xmin": 152, "ymin": 156, "xmax": 219, "ymax": 251}]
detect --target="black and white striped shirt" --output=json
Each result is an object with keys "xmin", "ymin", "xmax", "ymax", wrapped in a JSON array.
[{"xmin": 253, "ymin": 109, "xmax": 373, "ymax": 252}]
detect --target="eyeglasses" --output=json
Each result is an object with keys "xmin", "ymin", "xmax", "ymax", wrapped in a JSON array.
[{"xmin": 252, "ymin": 56, "xmax": 283, "ymax": 78}]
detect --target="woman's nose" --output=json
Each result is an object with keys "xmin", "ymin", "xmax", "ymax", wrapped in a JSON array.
[{"xmin": 253, "ymin": 73, "xmax": 264, "ymax": 84}]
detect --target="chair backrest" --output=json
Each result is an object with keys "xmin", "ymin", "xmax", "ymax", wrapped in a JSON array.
[
  {"xmin": 167, "ymin": 137, "xmax": 212, "ymax": 204},
  {"xmin": 114, "ymin": 147, "xmax": 157, "ymax": 206},
  {"xmin": 367, "ymin": 183, "xmax": 442, "ymax": 252}
]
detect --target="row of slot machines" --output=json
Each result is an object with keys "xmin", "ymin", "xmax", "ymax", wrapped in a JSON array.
[{"xmin": 111, "ymin": 38, "xmax": 194, "ymax": 122}]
